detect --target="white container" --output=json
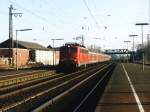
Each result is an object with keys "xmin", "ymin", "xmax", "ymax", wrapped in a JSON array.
[
  {"xmin": 34, "ymin": 50, "xmax": 60, "ymax": 65},
  {"xmin": 35, "ymin": 50, "xmax": 53, "ymax": 65}
]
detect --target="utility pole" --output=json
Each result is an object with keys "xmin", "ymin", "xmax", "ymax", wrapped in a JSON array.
[
  {"xmin": 135, "ymin": 23, "xmax": 149, "ymax": 72},
  {"xmin": 124, "ymin": 41, "xmax": 131, "ymax": 63},
  {"xmin": 8, "ymin": 5, "xmax": 13, "ymax": 65},
  {"xmin": 8, "ymin": 4, "xmax": 23, "ymax": 65},
  {"xmin": 148, "ymin": 34, "xmax": 150, "ymax": 46},
  {"xmin": 129, "ymin": 34, "xmax": 138, "ymax": 63},
  {"xmin": 81, "ymin": 35, "xmax": 84, "ymax": 46},
  {"xmin": 73, "ymin": 35, "xmax": 84, "ymax": 46},
  {"xmin": 51, "ymin": 39, "xmax": 64, "ymax": 66}
]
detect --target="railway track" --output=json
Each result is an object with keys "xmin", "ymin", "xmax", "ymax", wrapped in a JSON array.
[
  {"xmin": 32, "ymin": 62, "xmax": 115, "ymax": 112},
  {"xmin": 0, "ymin": 62, "xmax": 113, "ymax": 112},
  {"xmin": 0, "ymin": 70, "xmax": 55, "ymax": 87},
  {"xmin": 73, "ymin": 63, "xmax": 115, "ymax": 112}
]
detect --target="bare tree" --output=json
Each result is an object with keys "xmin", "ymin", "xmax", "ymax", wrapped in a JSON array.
[{"xmin": 87, "ymin": 45, "xmax": 102, "ymax": 53}]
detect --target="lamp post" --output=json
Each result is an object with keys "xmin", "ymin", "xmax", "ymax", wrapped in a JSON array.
[
  {"xmin": 124, "ymin": 41, "xmax": 131, "ymax": 63},
  {"xmin": 148, "ymin": 34, "xmax": 150, "ymax": 48},
  {"xmin": 135, "ymin": 23, "xmax": 149, "ymax": 72},
  {"xmin": 94, "ymin": 38, "xmax": 101, "ymax": 52},
  {"xmin": 16, "ymin": 29, "xmax": 32, "ymax": 71},
  {"xmin": 94, "ymin": 38, "xmax": 101, "ymax": 39},
  {"xmin": 51, "ymin": 39, "xmax": 64, "ymax": 66},
  {"xmin": 129, "ymin": 34, "xmax": 138, "ymax": 63}
]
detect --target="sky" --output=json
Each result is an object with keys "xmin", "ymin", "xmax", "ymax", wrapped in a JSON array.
[{"xmin": 0, "ymin": 0, "xmax": 149, "ymax": 50}]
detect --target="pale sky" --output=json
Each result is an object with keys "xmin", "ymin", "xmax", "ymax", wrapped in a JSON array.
[{"xmin": 0, "ymin": 0, "xmax": 149, "ymax": 50}]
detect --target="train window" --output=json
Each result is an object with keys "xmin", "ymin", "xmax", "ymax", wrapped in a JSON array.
[
  {"xmin": 60, "ymin": 47, "xmax": 68, "ymax": 57},
  {"xmin": 81, "ymin": 49, "xmax": 88, "ymax": 54},
  {"xmin": 70, "ymin": 47, "xmax": 77, "ymax": 53},
  {"xmin": 84, "ymin": 50, "xmax": 88, "ymax": 54}
]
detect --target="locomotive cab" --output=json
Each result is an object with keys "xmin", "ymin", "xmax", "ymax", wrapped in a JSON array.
[{"xmin": 59, "ymin": 43, "xmax": 79, "ymax": 71}]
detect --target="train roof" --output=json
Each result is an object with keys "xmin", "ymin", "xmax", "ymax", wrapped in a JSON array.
[
  {"xmin": 64, "ymin": 42, "xmax": 86, "ymax": 48},
  {"xmin": 89, "ymin": 51, "xmax": 111, "ymax": 56}
]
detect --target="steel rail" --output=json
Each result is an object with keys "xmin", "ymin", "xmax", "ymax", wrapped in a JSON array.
[
  {"xmin": 0, "ymin": 73, "xmax": 64, "ymax": 95},
  {"xmin": 32, "ymin": 63, "xmax": 112, "ymax": 112},
  {"xmin": 0, "ymin": 70, "xmax": 46, "ymax": 79},
  {"xmin": 73, "ymin": 64, "xmax": 114, "ymax": 112},
  {"xmin": 1, "ymin": 68, "xmax": 99, "ymax": 111},
  {"xmin": 0, "ymin": 71, "xmax": 55, "ymax": 87},
  {"xmin": 0, "ymin": 63, "xmax": 107, "ymax": 112}
]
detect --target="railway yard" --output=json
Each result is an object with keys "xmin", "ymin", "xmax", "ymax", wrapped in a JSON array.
[{"xmin": 0, "ymin": 62, "xmax": 149, "ymax": 112}]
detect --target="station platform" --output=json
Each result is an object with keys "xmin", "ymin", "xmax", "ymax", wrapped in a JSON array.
[{"xmin": 95, "ymin": 63, "xmax": 150, "ymax": 112}]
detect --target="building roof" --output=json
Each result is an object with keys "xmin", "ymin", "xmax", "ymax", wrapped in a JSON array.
[{"xmin": 0, "ymin": 39, "xmax": 49, "ymax": 50}]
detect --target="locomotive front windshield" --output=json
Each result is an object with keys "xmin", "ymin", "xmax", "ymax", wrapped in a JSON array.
[
  {"xmin": 60, "ymin": 47, "xmax": 68, "ymax": 58},
  {"xmin": 70, "ymin": 47, "xmax": 77, "ymax": 53},
  {"xmin": 60, "ymin": 46, "xmax": 77, "ymax": 59}
]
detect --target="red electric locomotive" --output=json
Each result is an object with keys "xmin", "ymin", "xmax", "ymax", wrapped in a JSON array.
[
  {"xmin": 59, "ymin": 43, "xmax": 111, "ymax": 71},
  {"xmin": 59, "ymin": 43, "xmax": 87, "ymax": 70}
]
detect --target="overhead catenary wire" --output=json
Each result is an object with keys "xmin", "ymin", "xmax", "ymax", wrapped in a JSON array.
[
  {"xmin": 8, "ymin": 0, "xmax": 79, "ymax": 39},
  {"xmin": 91, "ymin": 0, "xmax": 108, "ymax": 29},
  {"xmin": 39, "ymin": 0, "xmax": 68, "ymax": 25},
  {"xmin": 8, "ymin": 0, "xmax": 68, "ymax": 40},
  {"xmin": 82, "ymin": 0, "xmax": 104, "ymax": 29},
  {"xmin": 8, "ymin": 0, "xmax": 57, "ymax": 28}
]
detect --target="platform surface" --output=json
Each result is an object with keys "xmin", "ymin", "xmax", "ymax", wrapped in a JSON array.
[{"xmin": 95, "ymin": 63, "xmax": 150, "ymax": 112}]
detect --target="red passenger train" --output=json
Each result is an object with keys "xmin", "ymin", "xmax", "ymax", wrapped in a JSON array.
[{"xmin": 59, "ymin": 43, "xmax": 111, "ymax": 71}]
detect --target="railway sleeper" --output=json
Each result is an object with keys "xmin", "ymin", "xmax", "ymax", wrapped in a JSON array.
[
  {"xmin": 32, "ymin": 63, "xmax": 113, "ymax": 112},
  {"xmin": 0, "ymin": 73, "xmax": 62, "ymax": 95},
  {"xmin": 0, "ymin": 71, "xmax": 53, "ymax": 88},
  {"xmin": 0, "ymin": 64, "xmax": 105, "ymax": 110},
  {"xmin": 1, "ymin": 66, "xmax": 103, "ymax": 112}
]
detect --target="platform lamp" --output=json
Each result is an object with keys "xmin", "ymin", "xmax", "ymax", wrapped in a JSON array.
[
  {"xmin": 135, "ymin": 23, "xmax": 149, "ymax": 72},
  {"xmin": 94, "ymin": 38, "xmax": 101, "ymax": 52},
  {"xmin": 16, "ymin": 29, "xmax": 32, "ymax": 71},
  {"xmin": 129, "ymin": 34, "xmax": 138, "ymax": 63},
  {"xmin": 51, "ymin": 38, "xmax": 64, "ymax": 66},
  {"xmin": 124, "ymin": 41, "xmax": 131, "ymax": 63}
]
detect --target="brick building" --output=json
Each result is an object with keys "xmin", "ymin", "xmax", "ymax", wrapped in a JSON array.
[{"xmin": 0, "ymin": 39, "xmax": 60, "ymax": 67}]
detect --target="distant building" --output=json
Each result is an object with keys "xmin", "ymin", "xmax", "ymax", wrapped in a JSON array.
[{"xmin": 0, "ymin": 39, "xmax": 60, "ymax": 67}]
